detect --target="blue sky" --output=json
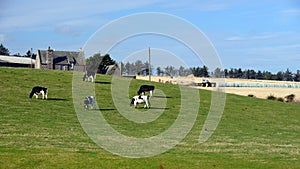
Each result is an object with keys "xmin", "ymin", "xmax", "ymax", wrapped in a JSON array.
[{"xmin": 0, "ymin": 0, "xmax": 299, "ymax": 73}]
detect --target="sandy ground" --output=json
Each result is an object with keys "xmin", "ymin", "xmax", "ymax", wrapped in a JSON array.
[
  {"xmin": 204, "ymin": 87, "xmax": 300, "ymax": 101},
  {"xmin": 136, "ymin": 75, "xmax": 300, "ymax": 101}
]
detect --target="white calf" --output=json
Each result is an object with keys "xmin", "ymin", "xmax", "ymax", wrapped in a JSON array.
[{"xmin": 130, "ymin": 95, "xmax": 150, "ymax": 108}]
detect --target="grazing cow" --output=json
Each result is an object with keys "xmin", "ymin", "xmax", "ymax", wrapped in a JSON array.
[
  {"xmin": 84, "ymin": 96, "xmax": 96, "ymax": 110},
  {"xmin": 29, "ymin": 86, "xmax": 48, "ymax": 99},
  {"xmin": 137, "ymin": 85, "xmax": 155, "ymax": 97},
  {"xmin": 83, "ymin": 71, "xmax": 96, "ymax": 82},
  {"xmin": 130, "ymin": 95, "xmax": 150, "ymax": 108}
]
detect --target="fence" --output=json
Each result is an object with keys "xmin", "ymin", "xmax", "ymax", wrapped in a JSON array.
[{"xmin": 218, "ymin": 82, "xmax": 300, "ymax": 88}]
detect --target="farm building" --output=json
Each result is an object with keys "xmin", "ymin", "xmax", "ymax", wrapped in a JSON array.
[
  {"xmin": 35, "ymin": 47, "xmax": 85, "ymax": 71},
  {"xmin": 0, "ymin": 55, "xmax": 35, "ymax": 68}
]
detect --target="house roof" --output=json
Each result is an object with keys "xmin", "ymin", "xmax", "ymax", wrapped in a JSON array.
[
  {"xmin": 37, "ymin": 50, "xmax": 84, "ymax": 65},
  {"xmin": 0, "ymin": 55, "xmax": 35, "ymax": 65},
  {"xmin": 54, "ymin": 56, "xmax": 69, "ymax": 65}
]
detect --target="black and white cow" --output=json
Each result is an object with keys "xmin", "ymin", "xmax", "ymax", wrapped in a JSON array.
[
  {"xmin": 137, "ymin": 85, "xmax": 155, "ymax": 97},
  {"xmin": 83, "ymin": 71, "xmax": 96, "ymax": 82},
  {"xmin": 29, "ymin": 86, "xmax": 48, "ymax": 99},
  {"xmin": 130, "ymin": 95, "xmax": 150, "ymax": 108},
  {"xmin": 84, "ymin": 96, "xmax": 96, "ymax": 110}
]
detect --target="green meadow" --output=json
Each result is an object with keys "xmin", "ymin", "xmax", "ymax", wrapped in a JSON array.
[{"xmin": 0, "ymin": 67, "xmax": 299, "ymax": 169}]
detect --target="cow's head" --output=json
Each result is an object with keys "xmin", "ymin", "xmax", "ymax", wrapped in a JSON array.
[{"xmin": 130, "ymin": 97, "xmax": 135, "ymax": 106}]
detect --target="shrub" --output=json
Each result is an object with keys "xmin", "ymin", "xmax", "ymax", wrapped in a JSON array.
[
  {"xmin": 267, "ymin": 95, "xmax": 277, "ymax": 100},
  {"xmin": 285, "ymin": 94, "xmax": 295, "ymax": 103},
  {"xmin": 277, "ymin": 97, "xmax": 284, "ymax": 102},
  {"xmin": 248, "ymin": 94, "xmax": 255, "ymax": 98}
]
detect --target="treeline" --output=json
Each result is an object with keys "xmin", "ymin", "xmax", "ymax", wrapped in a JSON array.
[
  {"xmin": 213, "ymin": 68, "xmax": 300, "ymax": 81},
  {"xmin": 121, "ymin": 61, "xmax": 209, "ymax": 77},
  {"xmin": 0, "ymin": 44, "xmax": 36, "ymax": 59},
  {"xmin": 120, "ymin": 60, "xmax": 300, "ymax": 82},
  {"xmin": 120, "ymin": 60, "xmax": 192, "ymax": 77}
]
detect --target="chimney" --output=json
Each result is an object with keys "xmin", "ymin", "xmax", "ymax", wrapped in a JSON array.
[{"xmin": 47, "ymin": 46, "xmax": 53, "ymax": 69}]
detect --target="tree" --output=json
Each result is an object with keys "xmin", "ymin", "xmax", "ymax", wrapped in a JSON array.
[
  {"xmin": 276, "ymin": 71, "xmax": 284, "ymax": 81},
  {"xmin": 190, "ymin": 66, "xmax": 209, "ymax": 77},
  {"xmin": 124, "ymin": 62, "xmax": 130, "ymax": 75},
  {"xmin": 237, "ymin": 68, "xmax": 243, "ymax": 78},
  {"xmin": 134, "ymin": 60, "xmax": 143, "ymax": 75},
  {"xmin": 248, "ymin": 69, "xmax": 256, "ymax": 79},
  {"xmin": 294, "ymin": 70, "xmax": 300, "ymax": 82},
  {"xmin": 256, "ymin": 70, "xmax": 264, "ymax": 80},
  {"xmin": 0, "ymin": 44, "xmax": 9, "ymax": 55},
  {"xmin": 25, "ymin": 50, "xmax": 31, "ymax": 57},
  {"xmin": 202, "ymin": 65, "xmax": 209, "ymax": 77},
  {"xmin": 228, "ymin": 68, "xmax": 234, "ymax": 78},
  {"xmin": 23, "ymin": 49, "xmax": 36, "ymax": 59},
  {"xmin": 85, "ymin": 53, "xmax": 115, "ymax": 74},
  {"xmin": 156, "ymin": 67, "xmax": 163, "ymax": 76},
  {"xmin": 143, "ymin": 61, "xmax": 151, "ymax": 76},
  {"xmin": 284, "ymin": 68, "xmax": 293, "ymax": 81},
  {"xmin": 224, "ymin": 69, "xmax": 228, "ymax": 78},
  {"xmin": 213, "ymin": 68, "xmax": 223, "ymax": 78},
  {"xmin": 164, "ymin": 66, "xmax": 177, "ymax": 76},
  {"xmin": 86, "ymin": 53, "xmax": 103, "ymax": 72},
  {"xmin": 264, "ymin": 71, "xmax": 272, "ymax": 80},
  {"xmin": 98, "ymin": 54, "xmax": 115, "ymax": 74},
  {"xmin": 124, "ymin": 62, "xmax": 135, "ymax": 75},
  {"xmin": 178, "ymin": 66, "xmax": 191, "ymax": 76},
  {"xmin": 178, "ymin": 66, "xmax": 185, "ymax": 76}
]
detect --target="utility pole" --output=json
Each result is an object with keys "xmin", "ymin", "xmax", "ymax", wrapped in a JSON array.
[
  {"xmin": 30, "ymin": 48, "xmax": 33, "ymax": 68},
  {"xmin": 148, "ymin": 47, "xmax": 151, "ymax": 81},
  {"xmin": 119, "ymin": 61, "xmax": 122, "ymax": 76}
]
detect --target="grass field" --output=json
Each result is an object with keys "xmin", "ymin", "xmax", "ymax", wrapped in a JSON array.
[{"xmin": 0, "ymin": 67, "xmax": 299, "ymax": 169}]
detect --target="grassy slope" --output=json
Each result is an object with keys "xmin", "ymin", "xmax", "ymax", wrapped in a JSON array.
[{"xmin": 0, "ymin": 67, "xmax": 299, "ymax": 169}]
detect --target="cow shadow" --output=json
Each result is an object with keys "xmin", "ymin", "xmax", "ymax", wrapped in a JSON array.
[
  {"xmin": 152, "ymin": 95, "xmax": 172, "ymax": 98},
  {"xmin": 86, "ymin": 108, "xmax": 116, "ymax": 111},
  {"xmin": 47, "ymin": 98, "xmax": 68, "ymax": 101},
  {"xmin": 149, "ymin": 107, "xmax": 169, "ymax": 110},
  {"xmin": 95, "ymin": 81, "xmax": 111, "ymax": 84},
  {"xmin": 133, "ymin": 107, "xmax": 169, "ymax": 110}
]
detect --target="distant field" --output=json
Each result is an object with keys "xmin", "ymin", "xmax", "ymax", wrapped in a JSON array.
[
  {"xmin": 138, "ymin": 75, "xmax": 300, "ymax": 101},
  {"xmin": 1, "ymin": 67, "xmax": 300, "ymax": 169}
]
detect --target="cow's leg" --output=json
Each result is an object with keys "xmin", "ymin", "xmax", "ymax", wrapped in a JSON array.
[
  {"xmin": 34, "ymin": 93, "xmax": 38, "ymax": 99},
  {"xmin": 40, "ymin": 90, "xmax": 45, "ymax": 99},
  {"xmin": 144, "ymin": 99, "xmax": 149, "ymax": 108},
  {"xmin": 92, "ymin": 102, "xmax": 96, "ymax": 109},
  {"xmin": 134, "ymin": 101, "xmax": 137, "ymax": 108},
  {"xmin": 91, "ymin": 76, "xmax": 94, "ymax": 82}
]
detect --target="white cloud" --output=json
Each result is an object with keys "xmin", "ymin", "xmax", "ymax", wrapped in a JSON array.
[
  {"xmin": 252, "ymin": 34, "xmax": 275, "ymax": 40},
  {"xmin": 225, "ymin": 36, "xmax": 243, "ymax": 41},
  {"xmin": 0, "ymin": 0, "xmax": 162, "ymax": 32},
  {"xmin": 280, "ymin": 9, "xmax": 300, "ymax": 15},
  {"xmin": 225, "ymin": 33, "xmax": 277, "ymax": 41}
]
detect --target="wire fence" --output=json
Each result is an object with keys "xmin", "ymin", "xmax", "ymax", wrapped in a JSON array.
[{"xmin": 218, "ymin": 82, "xmax": 300, "ymax": 88}]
